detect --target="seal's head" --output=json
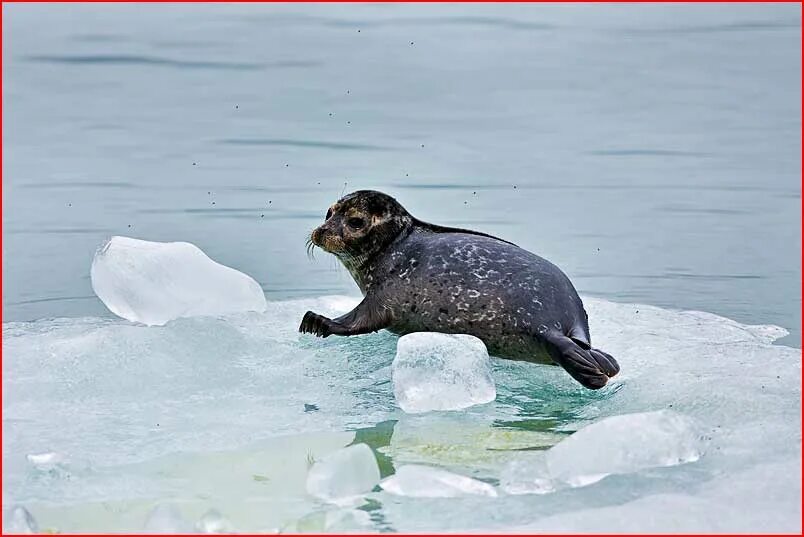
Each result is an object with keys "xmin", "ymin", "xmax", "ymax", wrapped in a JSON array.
[{"xmin": 309, "ymin": 190, "xmax": 412, "ymax": 269}]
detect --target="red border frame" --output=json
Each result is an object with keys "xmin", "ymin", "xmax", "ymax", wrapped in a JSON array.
[{"xmin": 0, "ymin": 1, "xmax": 800, "ymax": 536}]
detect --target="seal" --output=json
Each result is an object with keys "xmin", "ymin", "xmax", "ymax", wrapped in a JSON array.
[{"xmin": 299, "ymin": 190, "xmax": 619, "ymax": 389}]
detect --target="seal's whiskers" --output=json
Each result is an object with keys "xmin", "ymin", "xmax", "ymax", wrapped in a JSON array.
[{"xmin": 305, "ymin": 236, "xmax": 317, "ymax": 259}]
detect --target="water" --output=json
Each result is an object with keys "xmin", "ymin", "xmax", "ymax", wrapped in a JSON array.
[
  {"xmin": 3, "ymin": 3, "xmax": 800, "ymax": 344},
  {"xmin": 2, "ymin": 3, "xmax": 801, "ymax": 533}
]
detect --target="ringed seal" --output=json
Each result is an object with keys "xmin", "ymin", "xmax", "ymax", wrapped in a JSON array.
[{"xmin": 299, "ymin": 190, "xmax": 619, "ymax": 389}]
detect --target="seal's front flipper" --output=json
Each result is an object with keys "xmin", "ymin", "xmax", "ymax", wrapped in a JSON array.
[
  {"xmin": 541, "ymin": 331, "xmax": 619, "ymax": 389},
  {"xmin": 299, "ymin": 295, "xmax": 390, "ymax": 338}
]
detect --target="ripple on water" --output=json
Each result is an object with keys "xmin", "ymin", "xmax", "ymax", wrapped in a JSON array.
[{"xmin": 24, "ymin": 54, "xmax": 319, "ymax": 70}]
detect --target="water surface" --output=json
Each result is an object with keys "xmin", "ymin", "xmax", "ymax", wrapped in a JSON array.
[{"xmin": 3, "ymin": 3, "xmax": 800, "ymax": 344}]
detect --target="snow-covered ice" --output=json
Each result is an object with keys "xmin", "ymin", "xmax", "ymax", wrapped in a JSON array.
[
  {"xmin": 392, "ymin": 332, "xmax": 496, "ymax": 413},
  {"xmin": 305, "ymin": 443, "xmax": 381, "ymax": 503},
  {"xmin": 2, "ymin": 295, "xmax": 801, "ymax": 533},
  {"xmin": 380, "ymin": 465, "xmax": 497, "ymax": 497},
  {"xmin": 90, "ymin": 236, "xmax": 266, "ymax": 325}
]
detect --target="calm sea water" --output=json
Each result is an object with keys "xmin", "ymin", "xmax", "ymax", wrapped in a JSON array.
[{"xmin": 3, "ymin": 3, "xmax": 801, "ymax": 345}]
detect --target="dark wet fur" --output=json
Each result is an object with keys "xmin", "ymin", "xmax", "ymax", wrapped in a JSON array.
[{"xmin": 301, "ymin": 190, "xmax": 620, "ymax": 390}]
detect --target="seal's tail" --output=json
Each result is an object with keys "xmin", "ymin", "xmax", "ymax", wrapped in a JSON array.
[{"xmin": 541, "ymin": 332, "xmax": 620, "ymax": 390}]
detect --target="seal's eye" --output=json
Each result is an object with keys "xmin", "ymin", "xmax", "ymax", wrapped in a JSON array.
[
  {"xmin": 347, "ymin": 217, "xmax": 366, "ymax": 230},
  {"xmin": 325, "ymin": 208, "xmax": 333, "ymax": 220}
]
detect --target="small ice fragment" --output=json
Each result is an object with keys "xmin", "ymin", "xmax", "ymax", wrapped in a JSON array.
[
  {"xmin": 392, "ymin": 332, "xmax": 496, "ymax": 413},
  {"xmin": 90, "ymin": 236, "xmax": 266, "ymax": 326},
  {"xmin": 380, "ymin": 465, "xmax": 498, "ymax": 497},
  {"xmin": 195, "ymin": 509, "xmax": 235, "ymax": 533},
  {"xmin": 305, "ymin": 443, "xmax": 380, "ymax": 503},
  {"xmin": 26, "ymin": 451, "xmax": 64, "ymax": 467},
  {"xmin": 143, "ymin": 504, "xmax": 193, "ymax": 533},
  {"xmin": 25, "ymin": 451, "xmax": 76, "ymax": 480},
  {"xmin": 4, "ymin": 506, "xmax": 39, "ymax": 534}
]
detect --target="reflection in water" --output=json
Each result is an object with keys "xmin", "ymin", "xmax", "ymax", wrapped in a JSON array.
[
  {"xmin": 219, "ymin": 138, "xmax": 393, "ymax": 151},
  {"xmin": 350, "ymin": 420, "xmax": 398, "ymax": 479},
  {"xmin": 585, "ymin": 149, "xmax": 709, "ymax": 157}
]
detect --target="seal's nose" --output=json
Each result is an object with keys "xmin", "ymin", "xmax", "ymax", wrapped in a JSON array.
[{"xmin": 311, "ymin": 227, "xmax": 323, "ymax": 245}]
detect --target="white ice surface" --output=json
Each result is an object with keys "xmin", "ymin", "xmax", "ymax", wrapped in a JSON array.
[
  {"xmin": 90, "ymin": 236, "xmax": 266, "ymax": 325},
  {"xmin": 3, "ymin": 295, "xmax": 801, "ymax": 533},
  {"xmin": 393, "ymin": 332, "xmax": 496, "ymax": 413}
]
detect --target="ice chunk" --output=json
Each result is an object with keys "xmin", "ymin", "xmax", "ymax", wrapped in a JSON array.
[
  {"xmin": 4, "ymin": 506, "xmax": 39, "ymax": 534},
  {"xmin": 305, "ymin": 443, "xmax": 380, "ymax": 503},
  {"xmin": 380, "ymin": 465, "xmax": 498, "ymax": 498},
  {"xmin": 548, "ymin": 410, "xmax": 703, "ymax": 483},
  {"xmin": 90, "ymin": 236, "xmax": 266, "ymax": 325},
  {"xmin": 26, "ymin": 451, "xmax": 64, "ymax": 467},
  {"xmin": 143, "ymin": 504, "xmax": 193, "ymax": 533},
  {"xmin": 24, "ymin": 450, "xmax": 80, "ymax": 482},
  {"xmin": 502, "ymin": 410, "xmax": 703, "ymax": 494},
  {"xmin": 392, "ymin": 333, "xmax": 496, "ymax": 413},
  {"xmin": 195, "ymin": 509, "xmax": 235, "ymax": 533}
]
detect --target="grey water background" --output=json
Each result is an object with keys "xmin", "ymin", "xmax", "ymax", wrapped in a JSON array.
[{"xmin": 3, "ymin": 3, "xmax": 801, "ymax": 346}]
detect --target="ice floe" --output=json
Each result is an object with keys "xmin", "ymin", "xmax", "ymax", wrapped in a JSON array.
[{"xmin": 2, "ymin": 295, "xmax": 800, "ymax": 533}]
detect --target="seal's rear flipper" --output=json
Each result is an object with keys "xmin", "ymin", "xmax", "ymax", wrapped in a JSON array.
[{"xmin": 541, "ymin": 331, "xmax": 620, "ymax": 390}]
